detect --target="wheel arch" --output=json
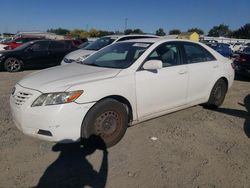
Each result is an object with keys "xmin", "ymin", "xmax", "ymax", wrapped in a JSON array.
[{"xmin": 80, "ymin": 95, "xmax": 134, "ymax": 139}]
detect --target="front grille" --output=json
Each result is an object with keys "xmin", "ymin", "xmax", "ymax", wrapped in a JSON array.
[{"xmin": 13, "ymin": 91, "xmax": 32, "ymax": 106}]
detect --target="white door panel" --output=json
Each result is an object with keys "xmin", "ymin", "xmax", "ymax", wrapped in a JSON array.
[
  {"xmin": 187, "ymin": 61, "xmax": 218, "ymax": 103},
  {"xmin": 135, "ymin": 65, "xmax": 188, "ymax": 119}
]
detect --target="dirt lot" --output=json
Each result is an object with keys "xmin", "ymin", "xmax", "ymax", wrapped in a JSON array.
[{"xmin": 0, "ymin": 71, "xmax": 249, "ymax": 188}]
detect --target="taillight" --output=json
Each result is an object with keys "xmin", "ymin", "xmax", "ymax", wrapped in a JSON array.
[{"xmin": 240, "ymin": 57, "xmax": 247, "ymax": 62}]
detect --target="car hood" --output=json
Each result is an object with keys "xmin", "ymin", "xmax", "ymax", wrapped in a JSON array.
[
  {"xmin": 18, "ymin": 63, "xmax": 121, "ymax": 93},
  {"xmin": 65, "ymin": 49, "xmax": 95, "ymax": 60}
]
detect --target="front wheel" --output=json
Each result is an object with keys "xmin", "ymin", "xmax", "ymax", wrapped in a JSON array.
[
  {"xmin": 206, "ymin": 79, "xmax": 227, "ymax": 108},
  {"xmin": 82, "ymin": 99, "xmax": 128, "ymax": 148},
  {"xmin": 4, "ymin": 57, "xmax": 23, "ymax": 72}
]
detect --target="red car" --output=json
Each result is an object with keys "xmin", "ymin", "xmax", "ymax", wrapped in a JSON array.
[{"xmin": 3, "ymin": 36, "xmax": 44, "ymax": 50}]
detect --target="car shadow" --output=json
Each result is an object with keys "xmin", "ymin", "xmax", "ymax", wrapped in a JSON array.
[
  {"xmin": 36, "ymin": 135, "xmax": 108, "ymax": 188},
  {"xmin": 205, "ymin": 95, "xmax": 250, "ymax": 138}
]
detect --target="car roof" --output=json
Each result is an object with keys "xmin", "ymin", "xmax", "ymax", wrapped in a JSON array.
[
  {"xmin": 103, "ymin": 34, "xmax": 159, "ymax": 40},
  {"xmin": 118, "ymin": 38, "xmax": 201, "ymax": 44}
]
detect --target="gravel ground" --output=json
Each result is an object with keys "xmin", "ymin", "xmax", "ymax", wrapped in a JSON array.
[{"xmin": 0, "ymin": 71, "xmax": 250, "ymax": 188}]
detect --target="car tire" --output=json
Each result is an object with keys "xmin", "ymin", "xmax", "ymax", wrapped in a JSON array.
[
  {"xmin": 4, "ymin": 57, "xmax": 23, "ymax": 72},
  {"xmin": 82, "ymin": 98, "xmax": 128, "ymax": 148},
  {"xmin": 206, "ymin": 79, "xmax": 227, "ymax": 108}
]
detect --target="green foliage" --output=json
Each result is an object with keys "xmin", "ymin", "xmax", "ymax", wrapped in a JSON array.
[
  {"xmin": 124, "ymin": 28, "xmax": 144, "ymax": 35},
  {"xmin": 69, "ymin": 29, "xmax": 89, "ymax": 38},
  {"xmin": 187, "ymin": 28, "xmax": 204, "ymax": 35},
  {"xmin": 208, "ymin": 24, "xmax": 231, "ymax": 37},
  {"xmin": 231, "ymin": 23, "xmax": 250, "ymax": 39},
  {"xmin": 155, "ymin": 28, "xmax": 166, "ymax": 36},
  {"xmin": 47, "ymin": 28, "xmax": 70, "ymax": 35},
  {"xmin": 169, "ymin": 29, "xmax": 181, "ymax": 35}
]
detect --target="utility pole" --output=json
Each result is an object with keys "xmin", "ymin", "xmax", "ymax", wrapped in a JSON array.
[{"xmin": 124, "ymin": 18, "xmax": 128, "ymax": 32}]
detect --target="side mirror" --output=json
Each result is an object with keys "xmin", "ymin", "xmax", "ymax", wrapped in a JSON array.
[{"xmin": 142, "ymin": 60, "xmax": 163, "ymax": 70}]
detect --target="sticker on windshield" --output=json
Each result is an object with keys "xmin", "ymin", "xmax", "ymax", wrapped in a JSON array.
[{"xmin": 133, "ymin": 43, "xmax": 150, "ymax": 48}]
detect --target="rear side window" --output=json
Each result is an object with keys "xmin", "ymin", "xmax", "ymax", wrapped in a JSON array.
[
  {"xmin": 49, "ymin": 41, "xmax": 65, "ymax": 50},
  {"xmin": 183, "ymin": 43, "xmax": 216, "ymax": 64}
]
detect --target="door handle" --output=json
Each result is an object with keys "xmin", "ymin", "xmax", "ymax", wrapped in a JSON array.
[
  {"xmin": 213, "ymin": 65, "xmax": 219, "ymax": 68},
  {"xmin": 178, "ymin": 70, "xmax": 187, "ymax": 75}
]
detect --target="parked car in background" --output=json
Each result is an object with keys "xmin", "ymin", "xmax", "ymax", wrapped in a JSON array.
[
  {"xmin": 239, "ymin": 43, "xmax": 250, "ymax": 52},
  {"xmin": 0, "ymin": 44, "xmax": 8, "ymax": 51},
  {"xmin": 2, "ymin": 36, "xmax": 44, "ymax": 50},
  {"xmin": 61, "ymin": 34, "xmax": 159, "ymax": 65},
  {"xmin": 77, "ymin": 38, "xmax": 97, "ymax": 49},
  {"xmin": 234, "ymin": 48, "xmax": 250, "ymax": 77},
  {"xmin": 10, "ymin": 39, "xmax": 234, "ymax": 147},
  {"xmin": 232, "ymin": 42, "xmax": 243, "ymax": 53},
  {"xmin": 0, "ymin": 40, "xmax": 77, "ymax": 72},
  {"xmin": 207, "ymin": 43, "xmax": 233, "ymax": 58}
]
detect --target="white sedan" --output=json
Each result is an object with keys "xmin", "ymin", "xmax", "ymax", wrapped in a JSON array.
[{"xmin": 10, "ymin": 39, "xmax": 234, "ymax": 147}]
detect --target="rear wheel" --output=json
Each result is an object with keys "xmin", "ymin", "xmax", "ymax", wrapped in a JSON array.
[
  {"xmin": 82, "ymin": 99, "xmax": 128, "ymax": 148},
  {"xmin": 4, "ymin": 57, "xmax": 22, "ymax": 72},
  {"xmin": 206, "ymin": 79, "xmax": 227, "ymax": 108}
]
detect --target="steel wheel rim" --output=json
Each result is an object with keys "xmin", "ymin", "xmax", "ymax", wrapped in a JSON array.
[
  {"xmin": 6, "ymin": 58, "xmax": 20, "ymax": 71},
  {"xmin": 94, "ymin": 110, "xmax": 122, "ymax": 140},
  {"xmin": 214, "ymin": 84, "xmax": 224, "ymax": 101}
]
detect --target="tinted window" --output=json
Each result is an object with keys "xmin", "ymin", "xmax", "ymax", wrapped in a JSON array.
[
  {"xmin": 183, "ymin": 43, "xmax": 216, "ymax": 64},
  {"xmin": 30, "ymin": 41, "xmax": 49, "ymax": 51},
  {"xmin": 117, "ymin": 36, "xmax": 157, "ymax": 42},
  {"xmin": 243, "ymin": 47, "xmax": 250, "ymax": 53},
  {"xmin": 49, "ymin": 41, "xmax": 65, "ymax": 50},
  {"xmin": 146, "ymin": 43, "xmax": 181, "ymax": 67},
  {"xmin": 84, "ymin": 37, "xmax": 115, "ymax": 51}
]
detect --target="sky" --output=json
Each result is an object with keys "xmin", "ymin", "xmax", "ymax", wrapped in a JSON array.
[{"xmin": 0, "ymin": 0, "xmax": 249, "ymax": 34}]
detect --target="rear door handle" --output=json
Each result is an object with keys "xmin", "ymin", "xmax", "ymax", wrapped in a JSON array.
[
  {"xmin": 178, "ymin": 70, "xmax": 187, "ymax": 75},
  {"xmin": 213, "ymin": 65, "xmax": 219, "ymax": 68}
]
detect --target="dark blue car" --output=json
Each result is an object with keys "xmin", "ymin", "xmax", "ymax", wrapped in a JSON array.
[{"xmin": 207, "ymin": 43, "xmax": 233, "ymax": 58}]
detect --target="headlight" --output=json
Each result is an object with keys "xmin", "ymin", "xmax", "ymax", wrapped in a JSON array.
[
  {"xmin": 64, "ymin": 58, "xmax": 75, "ymax": 64},
  {"xmin": 0, "ymin": 54, "xmax": 3, "ymax": 57},
  {"xmin": 31, "ymin": 90, "xmax": 83, "ymax": 107}
]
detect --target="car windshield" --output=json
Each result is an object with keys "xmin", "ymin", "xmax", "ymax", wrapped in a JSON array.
[
  {"xmin": 84, "ymin": 37, "xmax": 115, "ymax": 51},
  {"xmin": 82, "ymin": 42, "xmax": 152, "ymax": 69}
]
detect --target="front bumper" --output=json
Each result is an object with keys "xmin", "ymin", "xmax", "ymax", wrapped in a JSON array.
[{"xmin": 10, "ymin": 84, "xmax": 95, "ymax": 142}]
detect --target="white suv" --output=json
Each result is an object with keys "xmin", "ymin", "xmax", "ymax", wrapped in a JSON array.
[
  {"xmin": 10, "ymin": 39, "xmax": 234, "ymax": 147},
  {"xmin": 61, "ymin": 34, "xmax": 159, "ymax": 65}
]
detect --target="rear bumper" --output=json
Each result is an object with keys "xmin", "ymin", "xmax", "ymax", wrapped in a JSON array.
[{"xmin": 235, "ymin": 63, "xmax": 250, "ymax": 77}]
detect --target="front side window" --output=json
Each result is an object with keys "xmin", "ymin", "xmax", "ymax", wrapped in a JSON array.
[
  {"xmin": 30, "ymin": 41, "xmax": 49, "ymax": 51},
  {"xmin": 183, "ymin": 43, "xmax": 216, "ymax": 64},
  {"xmin": 146, "ymin": 43, "xmax": 181, "ymax": 67},
  {"xmin": 84, "ymin": 37, "xmax": 115, "ymax": 51},
  {"xmin": 82, "ymin": 42, "xmax": 152, "ymax": 69}
]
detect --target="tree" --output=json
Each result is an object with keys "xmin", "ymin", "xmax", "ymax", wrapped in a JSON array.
[
  {"xmin": 231, "ymin": 23, "xmax": 250, "ymax": 39},
  {"xmin": 169, "ymin": 29, "xmax": 181, "ymax": 35},
  {"xmin": 69, "ymin": 29, "xmax": 89, "ymax": 38},
  {"xmin": 124, "ymin": 29, "xmax": 144, "ymax": 35},
  {"xmin": 133, "ymin": 28, "xmax": 144, "ymax": 34},
  {"xmin": 47, "ymin": 28, "xmax": 70, "ymax": 35},
  {"xmin": 88, "ymin": 29, "xmax": 100, "ymax": 37},
  {"xmin": 208, "ymin": 24, "xmax": 231, "ymax": 37},
  {"xmin": 155, "ymin": 28, "xmax": 166, "ymax": 36},
  {"xmin": 187, "ymin": 28, "xmax": 204, "ymax": 35}
]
